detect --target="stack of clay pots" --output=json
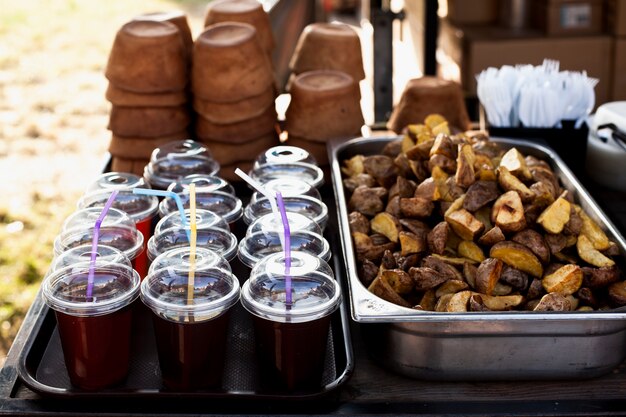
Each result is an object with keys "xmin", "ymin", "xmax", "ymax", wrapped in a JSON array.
[
  {"xmin": 104, "ymin": 12, "xmax": 193, "ymax": 175},
  {"xmin": 192, "ymin": 21, "xmax": 278, "ymax": 182},
  {"xmin": 287, "ymin": 22, "xmax": 365, "ymax": 90},
  {"xmin": 285, "ymin": 70, "xmax": 364, "ymax": 167},
  {"xmin": 283, "ymin": 22, "xmax": 366, "ymax": 168},
  {"xmin": 204, "ymin": 0, "xmax": 275, "ymax": 60}
]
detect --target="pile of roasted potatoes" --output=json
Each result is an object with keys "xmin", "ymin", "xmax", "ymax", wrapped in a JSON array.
[{"xmin": 342, "ymin": 115, "xmax": 624, "ymax": 312}]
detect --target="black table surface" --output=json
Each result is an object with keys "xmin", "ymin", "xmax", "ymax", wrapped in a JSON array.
[{"xmin": 1, "ymin": 178, "xmax": 626, "ymax": 417}]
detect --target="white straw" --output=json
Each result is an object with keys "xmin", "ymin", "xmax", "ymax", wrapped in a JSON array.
[{"xmin": 234, "ymin": 168, "xmax": 285, "ymax": 251}]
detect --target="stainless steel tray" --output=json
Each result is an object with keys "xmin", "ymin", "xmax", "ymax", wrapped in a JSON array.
[{"xmin": 329, "ymin": 135, "xmax": 626, "ymax": 380}]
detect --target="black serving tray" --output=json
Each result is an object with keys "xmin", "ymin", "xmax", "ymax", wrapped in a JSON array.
[{"xmin": 16, "ymin": 183, "xmax": 354, "ymax": 402}]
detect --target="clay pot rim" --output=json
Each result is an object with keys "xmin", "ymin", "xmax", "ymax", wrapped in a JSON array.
[{"xmin": 196, "ymin": 22, "xmax": 256, "ymax": 48}]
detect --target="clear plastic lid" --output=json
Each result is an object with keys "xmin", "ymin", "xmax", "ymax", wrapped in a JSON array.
[
  {"xmin": 243, "ymin": 195, "xmax": 329, "ymax": 230},
  {"xmin": 49, "ymin": 244, "xmax": 131, "ymax": 274},
  {"xmin": 249, "ymin": 177, "xmax": 322, "ymax": 204},
  {"xmin": 141, "ymin": 265, "xmax": 240, "ymax": 323},
  {"xmin": 167, "ymin": 174, "xmax": 236, "ymax": 196},
  {"xmin": 154, "ymin": 208, "xmax": 230, "ymax": 237},
  {"xmin": 238, "ymin": 231, "xmax": 330, "ymax": 268},
  {"xmin": 147, "ymin": 227, "xmax": 238, "ymax": 262},
  {"xmin": 240, "ymin": 252, "xmax": 341, "ymax": 323},
  {"xmin": 158, "ymin": 190, "xmax": 243, "ymax": 224},
  {"xmin": 55, "ymin": 208, "xmax": 144, "ymax": 260},
  {"xmin": 42, "ymin": 262, "xmax": 140, "ymax": 317},
  {"xmin": 78, "ymin": 190, "xmax": 159, "ymax": 222},
  {"xmin": 54, "ymin": 225, "xmax": 144, "ymax": 260},
  {"xmin": 144, "ymin": 157, "xmax": 221, "ymax": 190},
  {"xmin": 148, "ymin": 247, "xmax": 231, "ymax": 276},
  {"xmin": 86, "ymin": 172, "xmax": 148, "ymax": 193},
  {"xmin": 150, "ymin": 139, "xmax": 213, "ymax": 163},
  {"xmin": 254, "ymin": 145, "xmax": 318, "ymax": 168},
  {"xmin": 61, "ymin": 207, "xmax": 136, "ymax": 232},
  {"xmin": 249, "ymin": 162, "xmax": 324, "ymax": 189},
  {"xmin": 246, "ymin": 212, "xmax": 322, "ymax": 236}
]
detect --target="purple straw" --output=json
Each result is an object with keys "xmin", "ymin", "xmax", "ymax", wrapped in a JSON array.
[
  {"xmin": 86, "ymin": 190, "xmax": 119, "ymax": 300},
  {"xmin": 276, "ymin": 192, "xmax": 292, "ymax": 306}
]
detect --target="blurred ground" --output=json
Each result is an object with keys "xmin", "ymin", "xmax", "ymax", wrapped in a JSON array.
[{"xmin": 0, "ymin": 0, "xmax": 206, "ymax": 364}]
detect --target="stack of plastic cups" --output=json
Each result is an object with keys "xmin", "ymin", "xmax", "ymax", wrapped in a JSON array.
[
  {"xmin": 43, "ymin": 194, "xmax": 142, "ymax": 390},
  {"xmin": 243, "ymin": 145, "xmax": 328, "ymax": 230},
  {"xmin": 78, "ymin": 176, "xmax": 159, "ymax": 279},
  {"xmin": 141, "ymin": 246, "xmax": 239, "ymax": 391},
  {"xmin": 236, "ymin": 151, "xmax": 341, "ymax": 391},
  {"xmin": 143, "ymin": 140, "xmax": 221, "ymax": 191}
]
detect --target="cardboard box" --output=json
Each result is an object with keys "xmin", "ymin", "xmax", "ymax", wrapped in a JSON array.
[
  {"xmin": 608, "ymin": 0, "xmax": 626, "ymax": 36},
  {"xmin": 437, "ymin": 19, "xmax": 613, "ymax": 106},
  {"xmin": 446, "ymin": 0, "xmax": 498, "ymax": 25},
  {"xmin": 533, "ymin": 0, "xmax": 605, "ymax": 36},
  {"xmin": 612, "ymin": 38, "xmax": 626, "ymax": 100}
]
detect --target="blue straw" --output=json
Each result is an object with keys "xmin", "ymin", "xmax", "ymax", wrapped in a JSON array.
[{"xmin": 132, "ymin": 188, "xmax": 191, "ymax": 242}]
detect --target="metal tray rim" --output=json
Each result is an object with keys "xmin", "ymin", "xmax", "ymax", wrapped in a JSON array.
[{"xmin": 330, "ymin": 134, "xmax": 626, "ymax": 323}]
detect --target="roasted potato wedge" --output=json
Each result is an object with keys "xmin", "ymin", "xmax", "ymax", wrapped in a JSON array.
[
  {"xmin": 511, "ymin": 229, "xmax": 551, "ymax": 264},
  {"xmin": 577, "ymin": 234, "xmax": 615, "ymax": 268},
  {"xmin": 368, "ymin": 275, "xmax": 412, "ymax": 308},
  {"xmin": 480, "ymin": 294, "xmax": 524, "ymax": 310},
  {"xmin": 537, "ymin": 196, "xmax": 571, "ymax": 234},
  {"xmin": 533, "ymin": 293, "xmax": 571, "ymax": 311},
  {"xmin": 475, "ymin": 258, "xmax": 503, "ymax": 295},
  {"xmin": 576, "ymin": 206, "xmax": 611, "ymax": 250},
  {"xmin": 446, "ymin": 290, "xmax": 473, "ymax": 312},
  {"xmin": 380, "ymin": 269, "xmax": 413, "ymax": 294},
  {"xmin": 497, "ymin": 166, "xmax": 535, "ymax": 202},
  {"xmin": 490, "ymin": 241, "xmax": 543, "ymax": 278},
  {"xmin": 410, "ymin": 266, "xmax": 448, "ymax": 290},
  {"xmin": 458, "ymin": 240, "xmax": 485, "ymax": 263},
  {"xmin": 399, "ymin": 231, "xmax": 427, "ymax": 256},
  {"xmin": 371, "ymin": 212, "xmax": 402, "ymax": 243},
  {"xmin": 445, "ymin": 209, "xmax": 485, "ymax": 241},
  {"xmin": 542, "ymin": 264, "xmax": 583, "ymax": 295},
  {"xmin": 491, "ymin": 190, "xmax": 526, "ymax": 233},
  {"xmin": 348, "ymin": 186, "xmax": 387, "ymax": 217},
  {"xmin": 499, "ymin": 147, "xmax": 532, "ymax": 181}
]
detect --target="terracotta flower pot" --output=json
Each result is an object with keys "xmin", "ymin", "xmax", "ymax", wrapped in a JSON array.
[
  {"xmin": 105, "ymin": 20, "xmax": 188, "ymax": 93},
  {"xmin": 387, "ymin": 77, "xmax": 471, "ymax": 133},
  {"xmin": 204, "ymin": 0, "xmax": 274, "ymax": 55},
  {"xmin": 193, "ymin": 85, "xmax": 275, "ymax": 124},
  {"xmin": 285, "ymin": 70, "xmax": 363, "ymax": 142},
  {"xmin": 106, "ymin": 83, "xmax": 188, "ymax": 107},
  {"xmin": 108, "ymin": 105, "xmax": 191, "ymax": 138},
  {"xmin": 191, "ymin": 22, "xmax": 274, "ymax": 103},
  {"xmin": 289, "ymin": 22, "xmax": 365, "ymax": 82},
  {"xmin": 195, "ymin": 103, "xmax": 277, "ymax": 144}
]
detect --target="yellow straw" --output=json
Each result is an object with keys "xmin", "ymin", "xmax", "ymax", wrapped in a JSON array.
[{"xmin": 187, "ymin": 183, "xmax": 197, "ymax": 306}]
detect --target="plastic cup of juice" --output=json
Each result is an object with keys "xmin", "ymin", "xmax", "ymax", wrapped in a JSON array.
[
  {"xmin": 41, "ymin": 261, "xmax": 140, "ymax": 390},
  {"xmin": 140, "ymin": 253, "xmax": 240, "ymax": 390},
  {"xmin": 240, "ymin": 251, "xmax": 341, "ymax": 391}
]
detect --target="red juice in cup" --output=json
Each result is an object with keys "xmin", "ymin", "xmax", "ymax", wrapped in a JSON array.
[
  {"xmin": 41, "ymin": 262, "xmax": 140, "ymax": 390},
  {"xmin": 55, "ymin": 208, "xmax": 145, "ymax": 277},
  {"xmin": 78, "ymin": 191, "xmax": 159, "ymax": 279},
  {"xmin": 140, "ymin": 253, "xmax": 240, "ymax": 391},
  {"xmin": 240, "ymin": 251, "xmax": 341, "ymax": 392}
]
